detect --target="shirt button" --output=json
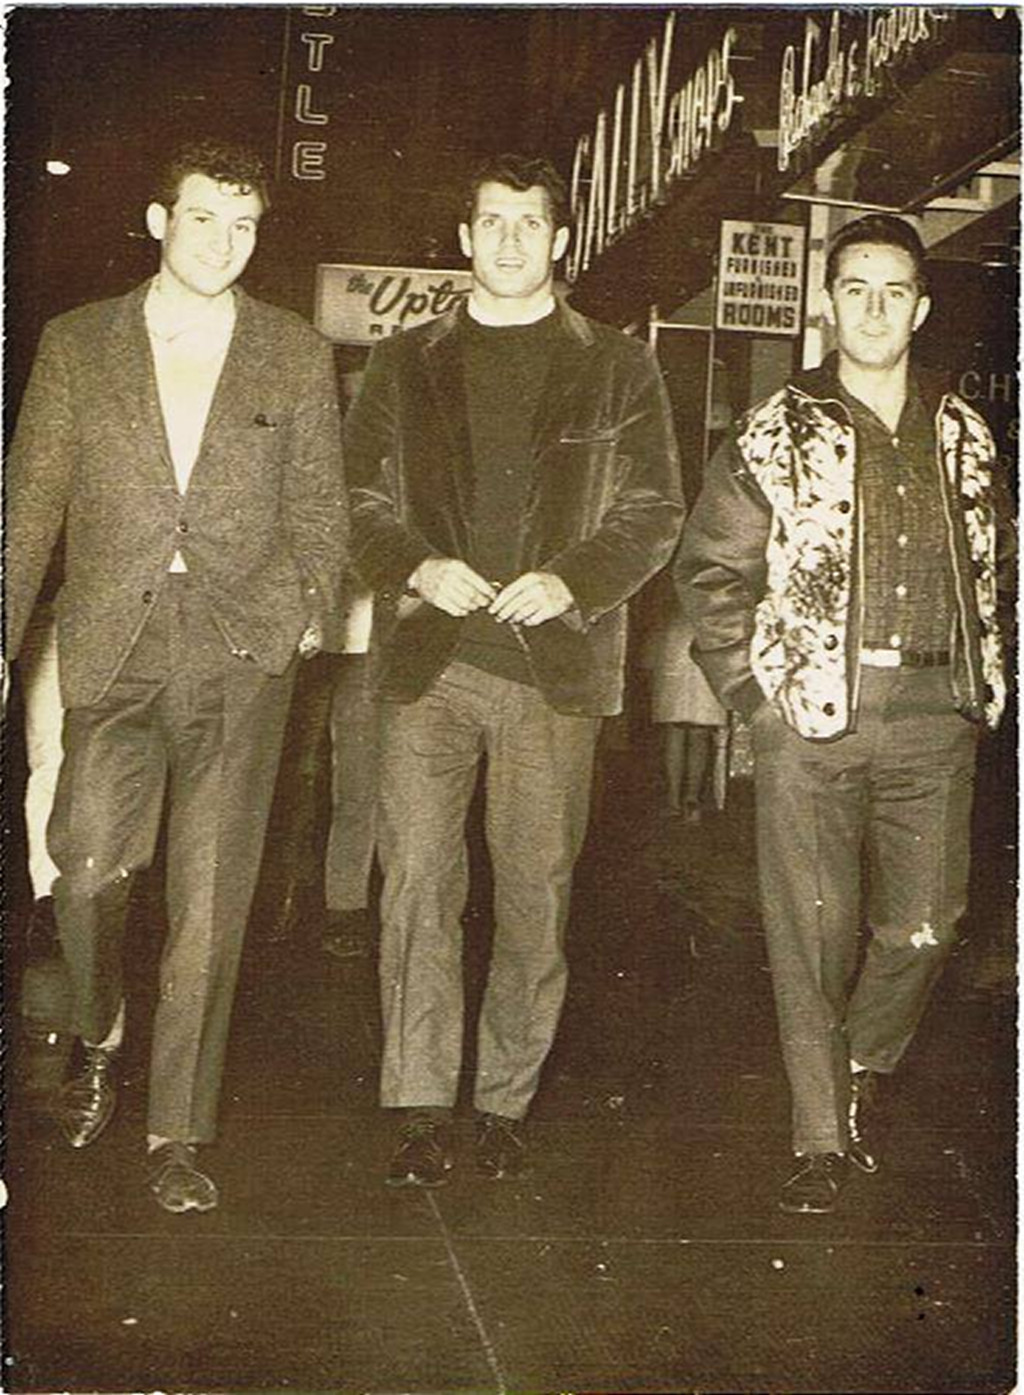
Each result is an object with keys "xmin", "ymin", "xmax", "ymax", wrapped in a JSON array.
[
  {"xmin": 824, "ymin": 634, "xmax": 839, "ymax": 651},
  {"xmin": 823, "ymin": 702, "xmax": 836, "ymax": 716},
  {"xmin": 890, "ymin": 634, "xmax": 902, "ymax": 648},
  {"xmin": 838, "ymin": 500, "xmax": 851, "ymax": 514},
  {"xmin": 895, "ymin": 583, "xmax": 908, "ymax": 598},
  {"xmin": 897, "ymin": 533, "xmax": 908, "ymax": 548}
]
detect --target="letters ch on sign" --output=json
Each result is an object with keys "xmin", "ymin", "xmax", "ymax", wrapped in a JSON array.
[
  {"xmin": 291, "ymin": 7, "xmax": 340, "ymax": 180},
  {"xmin": 566, "ymin": 15, "xmax": 743, "ymax": 283},
  {"xmin": 777, "ymin": 8, "xmax": 950, "ymax": 173}
]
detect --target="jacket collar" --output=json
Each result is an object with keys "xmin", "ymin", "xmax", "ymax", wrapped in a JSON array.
[{"xmin": 790, "ymin": 351, "xmax": 947, "ymax": 418}]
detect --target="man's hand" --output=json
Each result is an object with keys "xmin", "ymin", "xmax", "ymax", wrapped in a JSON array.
[
  {"xmin": 410, "ymin": 558, "xmax": 496, "ymax": 617},
  {"xmin": 489, "ymin": 572, "xmax": 575, "ymax": 627}
]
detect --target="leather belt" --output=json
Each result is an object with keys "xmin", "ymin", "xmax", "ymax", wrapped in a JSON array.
[{"xmin": 860, "ymin": 648, "xmax": 950, "ymax": 669}]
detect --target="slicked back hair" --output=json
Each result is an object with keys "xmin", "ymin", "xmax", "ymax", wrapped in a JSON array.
[
  {"xmin": 464, "ymin": 154, "xmax": 570, "ymax": 232},
  {"xmin": 825, "ymin": 213, "xmax": 928, "ymax": 293}
]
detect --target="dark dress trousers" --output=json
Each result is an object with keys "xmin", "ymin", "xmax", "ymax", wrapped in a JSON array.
[{"xmin": 5, "ymin": 281, "xmax": 348, "ymax": 1142}]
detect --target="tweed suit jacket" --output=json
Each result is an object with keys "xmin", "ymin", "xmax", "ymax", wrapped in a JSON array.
[
  {"xmin": 5, "ymin": 281, "xmax": 348, "ymax": 707},
  {"xmin": 344, "ymin": 300, "xmax": 685, "ymax": 717}
]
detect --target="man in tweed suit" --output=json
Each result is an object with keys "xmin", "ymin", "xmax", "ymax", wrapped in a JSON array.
[{"xmin": 5, "ymin": 140, "xmax": 347, "ymax": 1211}]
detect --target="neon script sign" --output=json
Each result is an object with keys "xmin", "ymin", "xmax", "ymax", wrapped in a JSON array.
[{"xmin": 567, "ymin": 14, "xmax": 744, "ymax": 283}]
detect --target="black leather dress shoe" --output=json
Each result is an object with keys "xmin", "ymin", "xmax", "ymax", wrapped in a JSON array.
[
  {"xmin": 54, "ymin": 1045, "xmax": 118, "ymax": 1148},
  {"xmin": 385, "ymin": 1117, "xmax": 453, "ymax": 1188},
  {"xmin": 848, "ymin": 1069, "xmax": 881, "ymax": 1174},
  {"xmin": 777, "ymin": 1153, "xmax": 849, "ymax": 1214},
  {"xmin": 475, "ymin": 1112, "xmax": 527, "ymax": 1180}
]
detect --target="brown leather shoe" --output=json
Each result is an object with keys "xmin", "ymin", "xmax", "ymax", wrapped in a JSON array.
[
  {"xmin": 385, "ymin": 1116, "xmax": 453, "ymax": 1188},
  {"xmin": 777, "ymin": 1153, "xmax": 849, "ymax": 1214},
  {"xmin": 475, "ymin": 1112, "xmax": 527, "ymax": 1180},
  {"xmin": 54, "ymin": 1045, "xmax": 117, "ymax": 1148}
]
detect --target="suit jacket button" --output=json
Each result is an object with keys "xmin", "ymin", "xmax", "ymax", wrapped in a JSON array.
[
  {"xmin": 142, "ymin": 590, "xmax": 154, "ymax": 605},
  {"xmin": 176, "ymin": 520, "xmax": 189, "ymax": 535}
]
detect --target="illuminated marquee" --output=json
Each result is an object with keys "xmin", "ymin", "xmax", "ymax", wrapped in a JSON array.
[
  {"xmin": 290, "ymin": 6, "xmax": 341, "ymax": 181},
  {"xmin": 777, "ymin": 8, "xmax": 950, "ymax": 173},
  {"xmin": 567, "ymin": 14, "xmax": 744, "ymax": 283}
]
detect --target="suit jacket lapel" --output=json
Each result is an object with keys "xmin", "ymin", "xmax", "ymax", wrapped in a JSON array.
[
  {"xmin": 531, "ymin": 323, "xmax": 594, "ymax": 458},
  {"xmin": 421, "ymin": 315, "xmax": 475, "ymax": 534},
  {"xmin": 198, "ymin": 287, "xmax": 269, "ymax": 446},
  {"xmin": 108, "ymin": 282, "xmax": 177, "ymax": 488}
]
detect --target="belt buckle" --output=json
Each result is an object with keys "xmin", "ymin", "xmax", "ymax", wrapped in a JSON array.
[{"xmin": 861, "ymin": 648, "xmax": 901, "ymax": 669}]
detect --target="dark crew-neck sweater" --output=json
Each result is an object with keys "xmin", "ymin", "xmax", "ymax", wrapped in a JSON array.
[{"xmin": 456, "ymin": 311, "xmax": 558, "ymax": 685}]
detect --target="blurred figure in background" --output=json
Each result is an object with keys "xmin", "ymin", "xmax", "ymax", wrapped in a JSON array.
[{"xmin": 641, "ymin": 562, "xmax": 727, "ymax": 823}]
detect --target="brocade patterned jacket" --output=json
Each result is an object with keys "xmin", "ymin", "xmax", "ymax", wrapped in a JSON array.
[{"xmin": 676, "ymin": 358, "xmax": 1014, "ymax": 741}]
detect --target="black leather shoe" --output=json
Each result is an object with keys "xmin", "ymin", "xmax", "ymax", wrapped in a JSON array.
[
  {"xmin": 386, "ymin": 1116, "xmax": 453, "ymax": 1188},
  {"xmin": 54, "ymin": 1045, "xmax": 118, "ymax": 1148},
  {"xmin": 848, "ymin": 1069, "xmax": 881, "ymax": 1174},
  {"xmin": 149, "ymin": 1143, "xmax": 219, "ymax": 1214},
  {"xmin": 475, "ymin": 1112, "xmax": 527, "ymax": 1180},
  {"xmin": 778, "ymin": 1153, "xmax": 849, "ymax": 1214}
]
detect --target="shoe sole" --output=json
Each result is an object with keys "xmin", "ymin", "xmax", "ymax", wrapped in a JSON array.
[
  {"xmin": 154, "ymin": 1194, "xmax": 219, "ymax": 1214},
  {"xmin": 849, "ymin": 1150, "xmax": 879, "ymax": 1175},
  {"xmin": 777, "ymin": 1198, "xmax": 837, "ymax": 1215}
]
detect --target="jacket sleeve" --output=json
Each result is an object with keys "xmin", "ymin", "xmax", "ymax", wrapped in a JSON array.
[
  {"xmin": 674, "ymin": 430, "xmax": 772, "ymax": 718},
  {"xmin": 343, "ymin": 341, "xmax": 436, "ymax": 597},
  {"xmin": 281, "ymin": 336, "xmax": 350, "ymax": 634},
  {"xmin": 4, "ymin": 322, "xmax": 75, "ymax": 661},
  {"xmin": 542, "ymin": 347, "xmax": 686, "ymax": 625}
]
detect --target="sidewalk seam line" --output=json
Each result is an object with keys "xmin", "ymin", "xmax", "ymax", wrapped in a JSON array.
[{"xmin": 427, "ymin": 1192, "xmax": 509, "ymax": 1395}]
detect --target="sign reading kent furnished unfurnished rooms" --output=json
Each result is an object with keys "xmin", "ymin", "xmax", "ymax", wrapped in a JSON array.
[
  {"xmin": 715, "ymin": 220, "xmax": 806, "ymax": 337},
  {"xmin": 316, "ymin": 264, "xmax": 472, "ymax": 344}
]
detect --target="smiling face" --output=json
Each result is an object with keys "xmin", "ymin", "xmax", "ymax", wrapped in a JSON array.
[
  {"xmin": 146, "ymin": 171, "xmax": 263, "ymax": 301},
  {"xmin": 458, "ymin": 181, "xmax": 569, "ymax": 317},
  {"xmin": 824, "ymin": 242, "xmax": 931, "ymax": 375}
]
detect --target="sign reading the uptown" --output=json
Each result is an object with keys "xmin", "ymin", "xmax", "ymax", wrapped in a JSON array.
[
  {"xmin": 777, "ymin": 8, "xmax": 950, "ymax": 173},
  {"xmin": 716, "ymin": 220, "xmax": 805, "ymax": 336},
  {"xmin": 566, "ymin": 13, "xmax": 744, "ymax": 283},
  {"xmin": 315, "ymin": 264, "xmax": 472, "ymax": 344}
]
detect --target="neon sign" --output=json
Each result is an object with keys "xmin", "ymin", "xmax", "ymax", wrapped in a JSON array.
[{"xmin": 566, "ymin": 14, "xmax": 744, "ymax": 283}]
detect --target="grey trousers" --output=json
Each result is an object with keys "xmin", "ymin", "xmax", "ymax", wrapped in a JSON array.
[
  {"xmin": 49, "ymin": 578, "xmax": 296, "ymax": 1142},
  {"xmin": 325, "ymin": 654, "xmax": 379, "ymax": 912},
  {"xmin": 377, "ymin": 661, "xmax": 600, "ymax": 1118},
  {"xmin": 752, "ymin": 667, "xmax": 979, "ymax": 1155}
]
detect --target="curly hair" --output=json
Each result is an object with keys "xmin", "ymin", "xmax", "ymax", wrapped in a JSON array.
[
  {"xmin": 464, "ymin": 153, "xmax": 569, "ymax": 231},
  {"xmin": 151, "ymin": 139, "xmax": 271, "ymax": 214}
]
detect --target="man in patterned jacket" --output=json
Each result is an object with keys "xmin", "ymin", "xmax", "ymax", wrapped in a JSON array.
[{"xmin": 677, "ymin": 214, "xmax": 1014, "ymax": 1214}]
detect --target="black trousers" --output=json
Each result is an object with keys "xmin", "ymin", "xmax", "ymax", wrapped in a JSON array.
[
  {"xmin": 49, "ymin": 577, "xmax": 296, "ymax": 1142},
  {"xmin": 753, "ymin": 667, "xmax": 978, "ymax": 1155}
]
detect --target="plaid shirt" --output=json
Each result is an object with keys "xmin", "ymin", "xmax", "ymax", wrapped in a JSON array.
[{"xmin": 838, "ymin": 380, "xmax": 954, "ymax": 653}]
